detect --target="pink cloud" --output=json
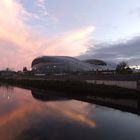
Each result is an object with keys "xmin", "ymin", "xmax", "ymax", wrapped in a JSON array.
[{"xmin": 0, "ymin": 0, "xmax": 94, "ymax": 70}]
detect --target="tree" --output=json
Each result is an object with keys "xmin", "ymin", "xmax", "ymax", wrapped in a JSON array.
[
  {"xmin": 6, "ymin": 67, "xmax": 10, "ymax": 71},
  {"xmin": 116, "ymin": 61, "xmax": 132, "ymax": 74},
  {"xmin": 23, "ymin": 67, "xmax": 28, "ymax": 72}
]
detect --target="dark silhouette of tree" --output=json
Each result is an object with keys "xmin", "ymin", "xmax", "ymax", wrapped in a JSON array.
[
  {"xmin": 116, "ymin": 61, "xmax": 132, "ymax": 74},
  {"xmin": 23, "ymin": 67, "xmax": 28, "ymax": 72},
  {"xmin": 6, "ymin": 67, "xmax": 10, "ymax": 71}
]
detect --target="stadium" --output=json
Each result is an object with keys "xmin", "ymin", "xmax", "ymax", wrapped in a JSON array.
[{"xmin": 31, "ymin": 56, "xmax": 116, "ymax": 75}]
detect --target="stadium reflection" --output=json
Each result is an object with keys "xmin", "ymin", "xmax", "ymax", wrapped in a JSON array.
[
  {"xmin": 31, "ymin": 89, "xmax": 67, "ymax": 102},
  {"xmin": 0, "ymin": 85, "xmax": 140, "ymax": 140}
]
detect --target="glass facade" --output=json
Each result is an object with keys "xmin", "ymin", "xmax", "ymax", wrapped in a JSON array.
[
  {"xmin": 31, "ymin": 56, "xmax": 116, "ymax": 74},
  {"xmin": 31, "ymin": 56, "xmax": 93, "ymax": 74}
]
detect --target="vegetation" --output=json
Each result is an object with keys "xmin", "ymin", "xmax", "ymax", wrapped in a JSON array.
[
  {"xmin": 23, "ymin": 67, "xmax": 28, "ymax": 72},
  {"xmin": 116, "ymin": 61, "xmax": 132, "ymax": 74}
]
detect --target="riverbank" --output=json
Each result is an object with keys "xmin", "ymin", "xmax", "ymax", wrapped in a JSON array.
[{"xmin": 0, "ymin": 77, "xmax": 139, "ymax": 99}]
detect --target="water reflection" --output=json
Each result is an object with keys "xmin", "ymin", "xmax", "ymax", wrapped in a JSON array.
[
  {"xmin": 31, "ymin": 89, "xmax": 66, "ymax": 102},
  {"xmin": 0, "ymin": 84, "xmax": 14, "ymax": 101},
  {"xmin": 31, "ymin": 89, "xmax": 96, "ymax": 127},
  {"xmin": 0, "ymin": 85, "xmax": 96, "ymax": 140},
  {"xmin": 0, "ymin": 85, "xmax": 140, "ymax": 140}
]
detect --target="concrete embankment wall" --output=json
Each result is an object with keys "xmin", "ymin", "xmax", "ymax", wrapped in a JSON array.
[{"xmin": 86, "ymin": 80, "xmax": 139, "ymax": 90}]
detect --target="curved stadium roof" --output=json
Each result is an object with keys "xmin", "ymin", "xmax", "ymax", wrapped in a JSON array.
[
  {"xmin": 83, "ymin": 59, "xmax": 107, "ymax": 65},
  {"xmin": 31, "ymin": 56, "xmax": 116, "ymax": 74},
  {"xmin": 31, "ymin": 56, "xmax": 82, "ymax": 67},
  {"xmin": 31, "ymin": 56, "xmax": 93, "ymax": 74}
]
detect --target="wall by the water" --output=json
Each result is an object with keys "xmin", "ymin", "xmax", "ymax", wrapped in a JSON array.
[{"xmin": 86, "ymin": 80, "xmax": 139, "ymax": 90}]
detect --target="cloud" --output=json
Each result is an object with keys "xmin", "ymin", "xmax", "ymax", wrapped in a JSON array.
[
  {"xmin": 47, "ymin": 101, "xmax": 96, "ymax": 128},
  {"xmin": 0, "ymin": 87, "xmax": 96, "ymax": 140},
  {"xmin": 79, "ymin": 36, "xmax": 140, "ymax": 66},
  {"xmin": 0, "ymin": 0, "xmax": 94, "ymax": 70},
  {"xmin": 36, "ymin": 0, "xmax": 48, "ymax": 16},
  {"xmin": 44, "ymin": 26, "xmax": 94, "ymax": 56},
  {"xmin": 129, "ymin": 7, "xmax": 140, "ymax": 18},
  {"xmin": 36, "ymin": 0, "xmax": 60, "ymax": 23},
  {"xmin": 36, "ymin": 0, "xmax": 46, "ymax": 9}
]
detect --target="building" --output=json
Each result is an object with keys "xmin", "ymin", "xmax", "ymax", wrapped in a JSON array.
[
  {"xmin": 31, "ymin": 56, "xmax": 93, "ymax": 74},
  {"xmin": 31, "ymin": 56, "xmax": 116, "ymax": 75},
  {"xmin": 83, "ymin": 59, "xmax": 116, "ymax": 71}
]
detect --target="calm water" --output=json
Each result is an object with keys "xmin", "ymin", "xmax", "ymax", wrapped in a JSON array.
[{"xmin": 0, "ymin": 85, "xmax": 140, "ymax": 140}]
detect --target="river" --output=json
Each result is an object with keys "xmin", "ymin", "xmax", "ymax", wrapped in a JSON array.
[{"xmin": 0, "ymin": 84, "xmax": 140, "ymax": 140}]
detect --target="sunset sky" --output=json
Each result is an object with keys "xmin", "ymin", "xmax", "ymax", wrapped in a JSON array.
[{"xmin": 0, "ymin": 0, "xmax": 140, "ymax": 70}]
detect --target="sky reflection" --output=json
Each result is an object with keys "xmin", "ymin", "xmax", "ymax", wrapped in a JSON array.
[
  {"xmin": 0, "ymin": 86, "xmax": 96, "ymax": 140},
  {"xmin": 0, "ymin": 85, "xmax": 140, "ymax": 140}
]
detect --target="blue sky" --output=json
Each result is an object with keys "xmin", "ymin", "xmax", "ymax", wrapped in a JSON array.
[
  {"xmin": 20, "ymin": 0, "xmax": 140, "ymax": 41},
  {"xmin": 0, "ymin": 0, "xmax": 140, "ymax": 69}
]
